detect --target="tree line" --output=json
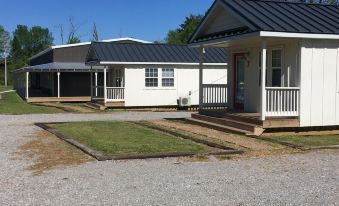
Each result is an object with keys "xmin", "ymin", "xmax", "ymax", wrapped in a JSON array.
[
  {"xmin": 1, "ymin": 0, "xmax": 338, "ymax": 85},
  {"xmin": 0, "ymin": 21, "xmax": 100, "ymax": 85}
]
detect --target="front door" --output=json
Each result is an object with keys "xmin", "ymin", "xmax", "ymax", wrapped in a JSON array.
[{"xmin": 234, "ymin": 53, "xmax": 246, "ymax": 110}]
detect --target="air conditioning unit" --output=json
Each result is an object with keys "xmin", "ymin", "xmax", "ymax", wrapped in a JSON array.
[{"xmin": 178, "ymin": 97, "xmax": 191, "ymax": 107}]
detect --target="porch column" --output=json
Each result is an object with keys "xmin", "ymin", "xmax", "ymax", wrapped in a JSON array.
[
  {"xmin": 104, "ymin": 67, "xmax": 107, "ymax": 103},
  {"xmin": 95, "ymin": 72, "xmax": 98, "ymax": 96},
  {"xmin": 25, "ymin": 71, "xmax": 29, "ymax": 100},
  {"xmin": 260, "ymin": 40, "xmax": 267, "ymax": 121},
  {"xmin": 57, "ymin": 72, "xmax": 60, "ymax": 98},
  {"xmin": 199, "ymin": 46, "xmax": 205, "ymax": 110}
]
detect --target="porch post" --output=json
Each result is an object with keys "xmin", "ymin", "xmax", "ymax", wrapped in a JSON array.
[
  {"xmin": 199, "ymin": 46, "xmax": 205, "ymax": 111},
  {"xmin": 90, "ymin": 67, "xmax": 93, "ymax": 98},
  {"xmin": 57, "ymin": 72, "xmax": 60, "ymax": 98},
  {"xmin": 25, "ymin": 71, "xmax": 29, "ymax": 100},
  {"xmin": 104, "ymin": 67, "xmax": 107, "ymax": 103},
  {"xmin": 260, "ymin": 40, "xmax": 267, "ymax": 121},
  {"xmin": 95, "ymin": 72, "xmax": 98, "ymax": 96}
]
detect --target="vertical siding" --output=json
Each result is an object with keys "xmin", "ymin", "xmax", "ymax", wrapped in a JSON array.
[{"xmin": 300, "ymin": 39, "xmax": 339, "ymax": 127}]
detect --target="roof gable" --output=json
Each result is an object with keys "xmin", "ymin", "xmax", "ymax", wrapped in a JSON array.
[{"xmin": 190, "ymin": 0, "xmax": 339, "ymax": 44}]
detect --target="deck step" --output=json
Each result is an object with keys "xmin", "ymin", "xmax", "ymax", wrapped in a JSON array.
[
  {"xmin": 200, "ymin": 110, "xmax": 263, "ymax": 125},
  {"xmin": 84, "ymin": 102, "xmax": 106, "ymax": 110},
  {"xmin": 191, "ymin": 113, "xmax": 264, "ymax": 136},
  {"xmin": 186, "ymin": 118, "xmax": 256, "ymax": 136}
]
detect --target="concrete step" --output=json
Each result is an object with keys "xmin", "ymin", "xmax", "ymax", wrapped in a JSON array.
[{"xmin": 191, "ymin": 113, "xmax": 264, "ymax": 136}]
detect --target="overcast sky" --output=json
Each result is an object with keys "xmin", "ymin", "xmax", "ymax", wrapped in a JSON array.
[{"xmin": 0, "ymin": 0, "xmax": 214, "ymax": 44}]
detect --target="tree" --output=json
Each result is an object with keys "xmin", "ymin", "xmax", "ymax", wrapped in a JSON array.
[
  {"xmin": 166, "ymin": 14, "xmax": 203, "ymax": 45},
  {"xmin": 0, "ymin": 26, "xmax": 10, "ymax": 86},
  {"xmin": 66, "ymin": 17, "xmax": 81, "ymax": 44},
  {"xmin": 91, "ymin": 23, "xmax": 99, "ymax": 41}
]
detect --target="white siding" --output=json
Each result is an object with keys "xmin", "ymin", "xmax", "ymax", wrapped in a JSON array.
[
  {"xmin": 203, "ymin": 5, "xmax": 245, "ymax": 35},
  {"xmin": 300, "ymin": 39, "xmax": 339, "ymax": 127},
  {"xmin": 124, "ymin": 65, "xmax": 227, "ymax": 107}
]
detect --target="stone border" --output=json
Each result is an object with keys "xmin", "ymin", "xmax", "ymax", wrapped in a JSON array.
[
  {"xmin": 35, "ymin": 122, "xmax": 242, "ymax": 161},
  {"xmin": 254, "ymin": 136, "xmax": 339, "ymax": 150}
]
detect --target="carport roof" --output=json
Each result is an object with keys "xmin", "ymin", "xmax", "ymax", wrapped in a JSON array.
[
  {"xmin": 190, "ymin": 0, "xmax": 339, "ymax": 44},
  {"xmin": 15, "ymin": 62, "xmax": 103, "ymax": 73}
]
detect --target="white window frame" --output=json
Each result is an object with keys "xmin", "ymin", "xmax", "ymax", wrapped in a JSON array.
[
  {"xmin": 258, "ymin": 46, "xmax": 284, "ymax": 87},
  {"xmin": 161, "ymin": 68, "xmax": 175, "ymax": 88},
  {"xmin": 145, "ymin": 68, "xmax": 159, "ymax": 87}
]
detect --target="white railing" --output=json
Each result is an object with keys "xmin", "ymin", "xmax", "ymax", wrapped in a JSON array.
[
  {"xmin": 106, "ymin": 87, "xmax": 125, "ymax": 101},
  {"xmin": 202, "ymin": 84, "xmax": 227, "ymax": 107},
  {"xmin": 266, "ymin": 87, "xmax": 300, "ymax": 117},
  {"xmin": 92, "ymin": 86, "xmax": 104, "ymax": 99}
]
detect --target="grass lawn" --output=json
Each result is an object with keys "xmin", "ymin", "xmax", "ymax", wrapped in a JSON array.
[
  {"xmin": 0, "ymin": 92, "xmax": 63, "ymax": 114},
  {"xmin": 50, "ymin": 121, "xmax": 209, "ymax": 156},
  {"xmin": 0, "ymin": 85, "xmax": 13, "ymax": 92},
  {"xmin": 271, "ymin": 135, "xmax": 339, "ymax": 147}
]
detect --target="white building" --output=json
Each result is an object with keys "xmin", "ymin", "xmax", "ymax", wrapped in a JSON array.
[{"xmin": 188, "ymin": 0, "xmax": 339, "ymax": 135}]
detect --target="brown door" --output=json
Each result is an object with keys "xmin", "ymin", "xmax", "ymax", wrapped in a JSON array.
[{"xmin": 234, "ymin": 53, "xmax": 246, "ymax": 110}]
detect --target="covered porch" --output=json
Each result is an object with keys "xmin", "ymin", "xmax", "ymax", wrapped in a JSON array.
[
  {"xmin": 198, "ymin": 37, "xmax": 300, "ymax": 121},
  {"xmin": 90, "ymin": 66, "xmax": 125, "ymax": 107}
]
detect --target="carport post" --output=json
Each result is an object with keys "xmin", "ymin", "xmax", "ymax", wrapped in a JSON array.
[
  {"xmin": 25, "ymin": 71, "xmax": 29, "ymax": 100},
  {"xmin": 57, "ymin": 72, "xmax": 60, "ymax": 98},
  {"xmin": 104, "ymin": 67, "xmax": 107, "ymax": 103},
  {"xmin": 95, "ymin": 72, "xmax": 98, "ymax": 96},
  {"xmin": 199, "ymin": 46, "xmax": 205, "ymax": 111},
  {"xmin": 260, "ymin": 40, "xmax": 267, "ymax": 121}
]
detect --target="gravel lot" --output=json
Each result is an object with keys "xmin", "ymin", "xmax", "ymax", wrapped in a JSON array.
[{"xmin": 0, "ymin": 112, "xmax": 338, "ymax": 206}]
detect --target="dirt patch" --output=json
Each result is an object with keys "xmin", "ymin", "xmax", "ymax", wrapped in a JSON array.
[
  {"xmin": 15, "ymin": 130, "xmax": 94, "ymax": 175},
  {"xmin": 150, "ymin": 120, "xmax": 281, "ymax": 150}
]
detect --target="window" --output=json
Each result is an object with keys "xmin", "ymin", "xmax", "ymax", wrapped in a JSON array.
[
  {"xmin": 162, "ymin": 68, "xmax": 174, "ymax": 87},
  {"xmin": 145, "ymin": 68, "xmax": 158, "ymax": 87},
  {"xmin": 271, "ymin": 49, "xmax": 282, "ymax": 87}
]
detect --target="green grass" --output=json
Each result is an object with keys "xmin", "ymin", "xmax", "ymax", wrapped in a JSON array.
[
  {"xmin": 51, "ymin": 121, "xmax": 208, "ymax": 156},
  {"xmin": 272, "ymin": 135, "xmax": 339, "ymax": 147},
  {"xmin": 0, "ymin": 85, "xmax": 13, "ymax": 92},
  {"xmin": 0, "ymin": 92, "xmax": 63, "ymax": 114}
]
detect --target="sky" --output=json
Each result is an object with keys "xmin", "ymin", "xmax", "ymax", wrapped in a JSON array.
[{"xmin": 0, "ymin": 0, "xmax": 214, "ymax": 45}]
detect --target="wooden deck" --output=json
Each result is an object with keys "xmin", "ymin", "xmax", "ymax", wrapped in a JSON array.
[
  {"xmin": 199, "ymin": 109, "xmax": 300, "ymax": 129},
  {"xmin": 27, "ymin": 96, "xmax": 91, "ymax": 103}
]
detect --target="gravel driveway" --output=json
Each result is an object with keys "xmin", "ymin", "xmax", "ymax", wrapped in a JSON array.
[{"xmin": 0, "ymin": 112, "xmax": 338, "ymax": 206}]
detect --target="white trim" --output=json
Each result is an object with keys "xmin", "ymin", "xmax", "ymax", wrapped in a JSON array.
[
  {"xmin": 57, "ymin": 72, "xmax": 60, "ymax": 98},
  {"xmin": 99, "ymin": 61, "xmax": 227, "ymax": 66},
  {"xmin": 260, "ymin": 31, "xmax": 339, "ymax": 39},
  {"xmin": 29, "ymin": 37, "xmax": 150, "ymax": 60},
  {"xmin": 261, "ymin": 40, "xmax": 267, "ymax": 121}
]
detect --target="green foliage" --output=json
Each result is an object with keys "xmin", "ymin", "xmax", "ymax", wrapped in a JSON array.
[
  {"xmin": 166, "ymin": 14, "xmax": 203, "ymax": 45},
  {"xmin": 0, "ymin": 25, "xmax": 10, "ymax": 59},
  {"xmin": 67, "ymin": 36, "xmax": 81, "ymax": 44},
  {"xmin": 10, "ymin": 25, "xmax": 53, "ymax": 66}
]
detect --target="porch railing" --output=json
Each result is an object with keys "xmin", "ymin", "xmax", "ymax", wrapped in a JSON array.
[
  {"xmin": 106, "ymin": 87, "xmax": 125, "ymax": 101},
  {"xmin": 265, "ymin": 87, "xmax": 300, "ymax": 117},
  {"xmin": 92, "ymin": 86, "xmax": 104, "ymax": 99},
  {"xmin": 202, "ymin": 84, "xmax": 227, "ymax": 107}
]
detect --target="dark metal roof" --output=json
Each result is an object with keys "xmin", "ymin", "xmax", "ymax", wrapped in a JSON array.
[
  {"xmin": 86, "ymin": 42, "xmax": 227, "ymax": 64},
  {"xmin": 191, "ymin": 0, "xmax": 339, "ymax": 43}
]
